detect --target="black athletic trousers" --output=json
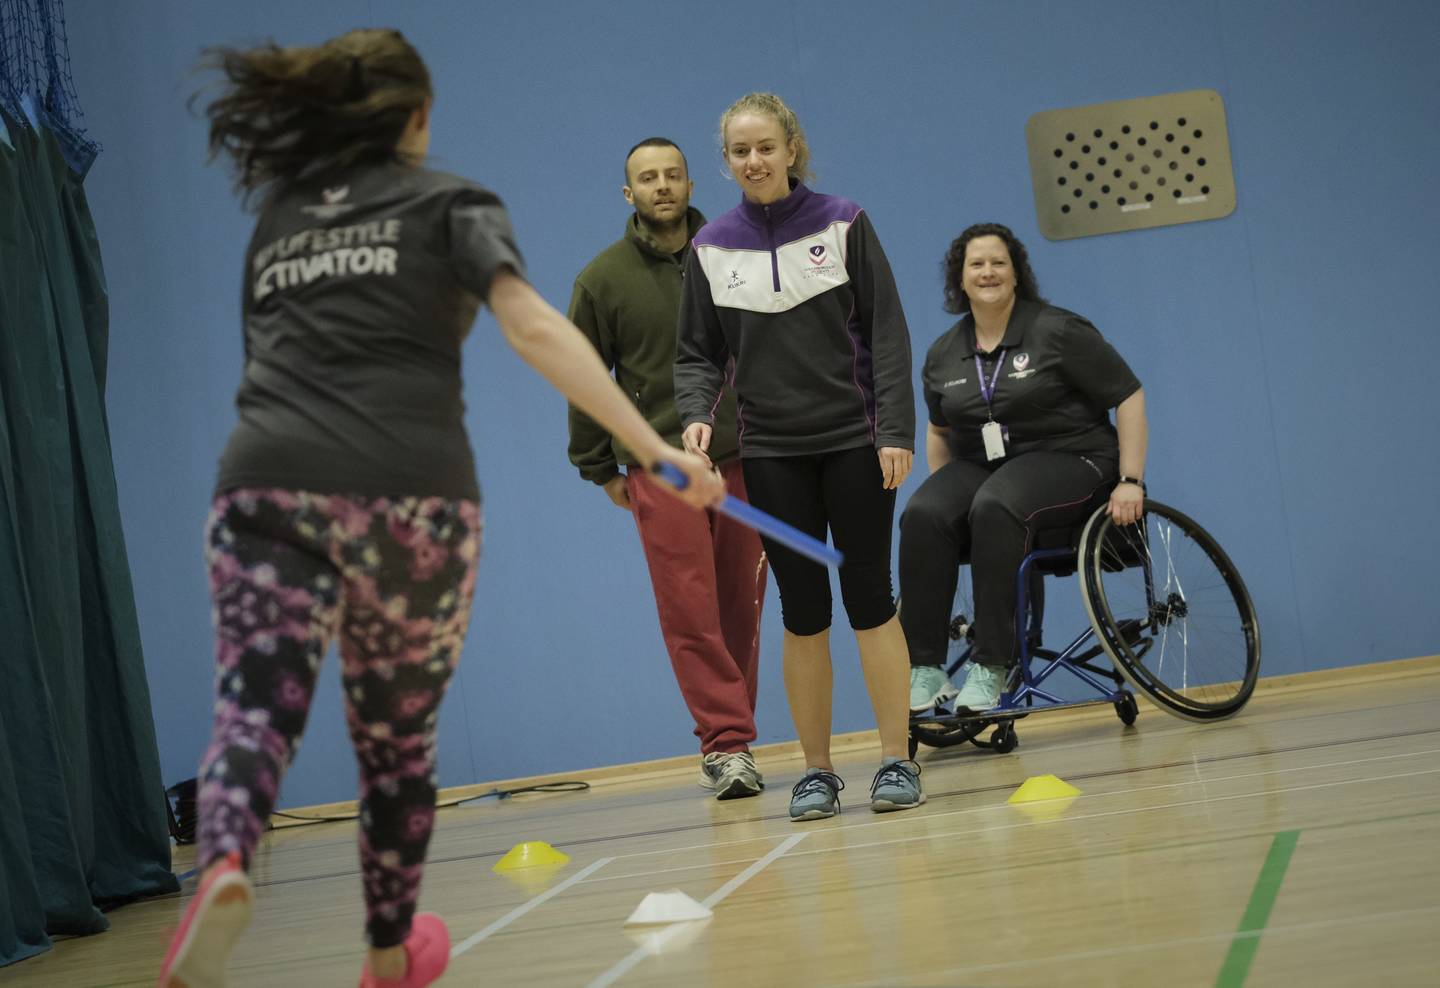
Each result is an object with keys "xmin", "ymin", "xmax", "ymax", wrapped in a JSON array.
[
  {"xmin": 742, "ymin": 445, "xmax": 897, "ymax": 636},
  {"xmin": 898, "ymin": 451, "xmax": 1115, "ymax": 669}
]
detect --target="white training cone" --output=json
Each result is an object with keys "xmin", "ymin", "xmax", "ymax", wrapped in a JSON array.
[
  {"xmin": 624, "ymin": 919, "xmax": 711, "ymax": 956},
  {"xmin": 624, "ymin": 890, "xmax": 714, "ymax": 925}
]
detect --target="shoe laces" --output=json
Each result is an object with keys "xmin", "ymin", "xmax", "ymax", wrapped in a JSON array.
[
  {"xmin": 717, "ymin": 752, "xmax": 756, "ymax": 779},
  {"xmin": 870, "ymin": 759, "xmax": 920, "ymax": 797},
  {"xmin": 967, "ymin": 662, "xmax": 1008, "ymax": 692},
  {"xmin": 791, "ymin": 770, "xmax": 844, "ymax": 800}
]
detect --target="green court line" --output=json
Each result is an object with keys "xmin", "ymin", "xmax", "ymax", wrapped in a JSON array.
[{"xmin": 1214, "ymin": 829, "xmax": 1301, "ymax": 988}]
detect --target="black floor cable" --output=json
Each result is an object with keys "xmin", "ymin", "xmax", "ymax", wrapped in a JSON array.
[{"xmin": 266, "ymin": 781, "xmax": 591, "ymax": 826}]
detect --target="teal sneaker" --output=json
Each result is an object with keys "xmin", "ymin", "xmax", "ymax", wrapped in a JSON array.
[
  {"xmin": 789, "ymin": 768, "xmax": 844, "ymax": 821},
  {"xmin": 870, "ymin": 759, "xmax": 925, "ymax": 813},
  {"xmin": 953, "ymin": 663, "xmax": 1008, "ymax": 713},
  {"xmin": 909, "ymin": 665, "xmax": 959, "ymax": 713}
]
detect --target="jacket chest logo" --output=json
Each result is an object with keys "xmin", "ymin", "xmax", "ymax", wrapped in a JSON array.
[
  {"xmin": 802, "ymin": 241, "xmax": 839, "ymax": 279},
  {"xmin": 698, "ymin": 221, "xmax": 851, "ymax": 314}
]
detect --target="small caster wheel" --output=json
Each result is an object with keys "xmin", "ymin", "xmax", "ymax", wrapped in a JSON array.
[
  {"xmin": 1114, "ymin": 692, "xmax": 1139, "ymax": 726},
  {"xmin": 992, "ymin": 721, "xmax": 1018, "ymax": 753},
  {"xmin": 908, "ymin": 734, "xmax": 920, "ymax": 760}
]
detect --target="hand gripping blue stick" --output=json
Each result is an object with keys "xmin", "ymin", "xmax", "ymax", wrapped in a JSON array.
[{"xmin": 651, "ymin": 462, "xmax": 844, "ymax": 568}]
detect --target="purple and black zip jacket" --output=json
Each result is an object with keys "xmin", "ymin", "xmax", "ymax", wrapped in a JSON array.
[{"xmin": 675, "ymin": 182, "xmax": 915, "ymax": 458}]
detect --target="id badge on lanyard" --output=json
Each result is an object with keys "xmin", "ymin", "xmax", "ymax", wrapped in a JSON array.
[
  {"xmin": 981, "ymin": 420, "xmax": 1006, "ymax": 461},
  {"xmin": 976, "ymin": 350, "xmax": 1007, "ymax": 461}
]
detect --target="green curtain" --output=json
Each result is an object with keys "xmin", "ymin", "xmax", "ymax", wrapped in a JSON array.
[{"xmin": 0, "ymin": 107, "xmax": 178, "ymax": 968}]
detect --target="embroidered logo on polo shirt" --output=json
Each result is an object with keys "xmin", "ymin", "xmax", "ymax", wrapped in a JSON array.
[
  {"xmin": 942, "ymin": 377, "xmax": 969, "ymax": 388},
  {"xmin": 1009, "ymin": 352, "xmax": 1036, "ymax": 379}
]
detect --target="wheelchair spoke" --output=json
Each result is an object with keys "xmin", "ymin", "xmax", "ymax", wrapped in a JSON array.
[{"xmin": 1079, "ymin": 499, "xmax": 1261, "ymax": 722}]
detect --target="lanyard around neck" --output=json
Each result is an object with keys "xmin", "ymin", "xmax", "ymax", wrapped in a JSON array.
[{"xmin": 974, "ymin": 348, "xmax": 1006, "ymax": 418}]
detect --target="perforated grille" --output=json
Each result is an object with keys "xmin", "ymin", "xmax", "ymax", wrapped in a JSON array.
[{"xmin": 1026, "ymin": 89, "xmax": 1235, "ymax": 241}]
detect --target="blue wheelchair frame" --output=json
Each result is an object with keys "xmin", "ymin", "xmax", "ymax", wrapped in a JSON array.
[{"xmin": 909, "ymin": 534, "xmax": 1148, "ymax": 756}]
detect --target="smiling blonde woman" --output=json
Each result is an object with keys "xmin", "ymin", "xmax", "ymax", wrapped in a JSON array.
[{"xmin": 675, "ymin": 92, "xmax": 923, "ymax": 822}]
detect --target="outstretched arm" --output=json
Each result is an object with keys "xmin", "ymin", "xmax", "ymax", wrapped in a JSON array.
[{"xmin": 488, "ymin": 269, "xmax": 722, "ymax": 510}]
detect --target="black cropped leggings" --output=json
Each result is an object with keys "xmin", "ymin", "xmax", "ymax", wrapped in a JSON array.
[
  {"xmin": 741, "ymin": 445, "xmax": 897, "ymax": 636},
  {"xmin": 898, "ymin": 451, "xmax": 1115, "ymax": 669}
]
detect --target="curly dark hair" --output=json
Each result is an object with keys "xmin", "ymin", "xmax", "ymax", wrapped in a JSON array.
[
  {"xmin": 941, "ymin": 223, "xmax": 1045, "ymax": 314},
  {"xmin": 197, "ymin": 28, "xmax": 431, "ymax": 207}
]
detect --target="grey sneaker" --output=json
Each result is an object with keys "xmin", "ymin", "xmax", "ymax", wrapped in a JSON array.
[
  {"xmin": 699, "ymin": 752, "xmax": 763, "ymax": 799},
  {"xmin": 870, "ymin": 759, "xmax": 925, "ymax": 813},
  {"xmin": 953, "ymin": 663, "xmax": 1007, "ymax": 713},
  {"xmin": 909, "ymin": 665, "xmax": 959, "ymax": 713},
  {"xmin": 789, "ymin": 768, "xmax": 844, "ymax": 821}
]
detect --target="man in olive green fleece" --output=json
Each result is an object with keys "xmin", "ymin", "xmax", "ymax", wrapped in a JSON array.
[{"xmin": 567, "ymin": 138, "xmax": 768, "ymax": 800}]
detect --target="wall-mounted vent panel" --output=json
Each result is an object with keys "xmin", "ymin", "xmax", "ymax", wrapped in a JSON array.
[{"xmin": 1027, "ymin": 89, "xmax": 1236, "ymax": 241}]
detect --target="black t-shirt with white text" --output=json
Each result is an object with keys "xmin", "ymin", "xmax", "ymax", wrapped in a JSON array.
[
  {"xmin": 921, "ymin": 300, "xmax": 1140, "ymax": 465},
  {"xmin": 215, "ymin": 162, "xmax": 525, "ymax": 500}
]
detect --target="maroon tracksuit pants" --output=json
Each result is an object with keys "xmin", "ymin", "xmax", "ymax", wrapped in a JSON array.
[{"xmin": 626, "ymin": 459, "xmax": 767, "ymax": 754}]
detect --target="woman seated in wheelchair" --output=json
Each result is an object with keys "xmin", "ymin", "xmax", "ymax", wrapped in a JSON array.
[{"xmin": 901, "ymin": 223, "xmax": 1148, "ymax": 715}]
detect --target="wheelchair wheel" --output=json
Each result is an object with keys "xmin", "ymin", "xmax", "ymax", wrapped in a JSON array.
[
  {"xmin": 1078, "ymin": 499, "xmax": 1260, "ymax": 722},
  {"xmin": 990, "ymin": 721, "xmax": 1019, "ymax": 753}
]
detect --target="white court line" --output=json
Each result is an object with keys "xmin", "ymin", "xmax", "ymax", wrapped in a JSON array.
[
  {"xmin": 824, "ymin": 904, "xmax": 1440, "ymax": 987},
  {"xmin": 696, "ymin": 832, "xmax": 807, "ymax": 909},
  {"xmin": 447, "ymin": 756, "xmax": 1438, "ymax": 973},
  {"xmin": 782, "ymin": 766, "xmax": 1440, "ymax": 860},
  {"xmin": 584, "ymin": 853, "xmax": 792, "ymax": 887},
  {"xmin": 572, "ymin": 756, "xmax": 1440, "ymax": 890},
  {"xmin": 584, "ymin": 833, "xmax": 807, "ymax": 988},
  {"xmin": 450, "ymin": 856, "xmax": 613, "ymax": 958},
  {"xmin": 584, "ymin": 746, "xmax": 1440, "ymax": 872}
]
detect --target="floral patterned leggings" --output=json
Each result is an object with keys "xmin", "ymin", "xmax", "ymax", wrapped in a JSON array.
[{"xmin": 195, "ymin": 488, "xmax": 481, "ymax": 948}]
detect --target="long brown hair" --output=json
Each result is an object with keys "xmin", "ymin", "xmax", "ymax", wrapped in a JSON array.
[{"xmin": 198, "ymin": 28, "xmax": 431, "ymax": 206}]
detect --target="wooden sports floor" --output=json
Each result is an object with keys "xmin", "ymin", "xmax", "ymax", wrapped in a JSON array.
[{"xmin": 11, "ymin": 659, "xmax": 1440, "ymax": 987}]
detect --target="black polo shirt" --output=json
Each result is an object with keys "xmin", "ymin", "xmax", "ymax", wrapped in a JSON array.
[
  {"xmin": 215, "ymin": 162, "xmax": 525, "ymax": 500},
  {"xmin": 921, "ymin": 299, "xmax": 1140, "ymax": 465}
]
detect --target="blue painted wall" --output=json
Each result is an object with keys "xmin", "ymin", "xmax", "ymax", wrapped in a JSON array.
[{"xmin": 63, "ymin": 0, "xmax": 1440, "ymax": 806}]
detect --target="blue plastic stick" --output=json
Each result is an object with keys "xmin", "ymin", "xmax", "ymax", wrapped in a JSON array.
[{"xmin": 651, "ymin": 462, "xmax": 844, "ymax": 568}]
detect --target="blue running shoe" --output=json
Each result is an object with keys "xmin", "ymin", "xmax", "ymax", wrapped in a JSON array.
[
  {"xmin": 870, "ymin": 759, "xmax": 925, "ymax": 813},
  {"xmin": 789, "ymin": 768, "xmax": 844, "ymax": 821}
]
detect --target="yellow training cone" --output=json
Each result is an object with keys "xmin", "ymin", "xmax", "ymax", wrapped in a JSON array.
[
  {"xmin": 492, "ymin": 840, "xmax": 570, "ymax": 873},
  {"xmin": 495, "ymin": 862, "xmax": 567, "ymax": 894},
  {"xmin": 1007, "ymin": 773, "xmax": 1082, "ymax": 804}
]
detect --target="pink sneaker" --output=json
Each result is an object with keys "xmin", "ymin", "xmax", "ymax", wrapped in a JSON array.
[
  {"xmin": 157, "ymin": 852, "xmax": 254, "ymax": 988},
  {"xmin": 358, "ymin": 913, "xmax": 450, "ymax": 988}
]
